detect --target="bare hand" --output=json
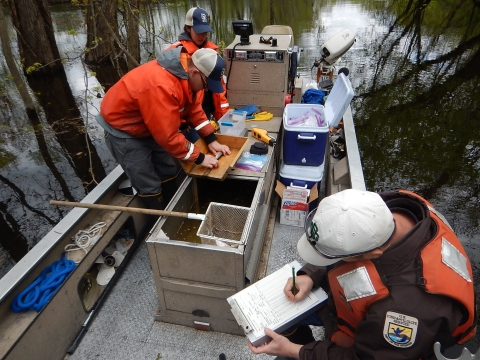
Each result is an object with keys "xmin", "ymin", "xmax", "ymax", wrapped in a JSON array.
[
  {"xmin": 201, "ymin": 154, "xmax": 219, "ymax": 169},
  {"xmin": 248, "ymin": 328, "xmax": 301, "ymax": 358},
  {"xmin": 284, "ymin": 274, "xmax": 314, "ymax": 302},
  {"xmin": 207, "ymin": 141, "xmax": 231, "ymax": 158}
]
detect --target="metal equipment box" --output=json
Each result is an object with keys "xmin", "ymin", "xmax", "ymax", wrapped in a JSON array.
[
  {"xmin": 225, "ymin": 34, "xmax": 293, "ymax": 117},
  {"xmin": 146, "ymin": 152, "xmax": 276, "ymax": 335}
]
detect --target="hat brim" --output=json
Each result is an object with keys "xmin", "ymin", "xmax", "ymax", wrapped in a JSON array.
[
  {"xmin": 206, "ymin": 77, "xmax": 224, "ymax": 93},
  {"xmin": 297, "ymin": 234, "xmax": 342, "ymax": 266},
  {"xmin": 192, "ymin": 24, "xmax": 214, "ymax": 34}
]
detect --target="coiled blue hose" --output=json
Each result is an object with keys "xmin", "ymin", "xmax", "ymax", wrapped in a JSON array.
[{"xmin": 11, "ymin": 253, "xmax": 76, "ymax": 312}]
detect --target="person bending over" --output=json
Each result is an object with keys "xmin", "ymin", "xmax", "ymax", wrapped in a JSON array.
[{"xmin": 97, "ymin": 47, "xmax": 231, "ymax": 209}]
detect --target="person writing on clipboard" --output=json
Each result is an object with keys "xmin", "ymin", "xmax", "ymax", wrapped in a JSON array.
[{"xmin": 248, "ymin": 189, "xmax": 476, "ymax": 360}]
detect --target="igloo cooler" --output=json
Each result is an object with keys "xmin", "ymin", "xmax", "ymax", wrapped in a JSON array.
[
  {"xmin": 282, "ymin": 73, "xmax": 354, "ymax": 166},
  {"xmin": 279, "ymin": 161, "xmax": 324, "ymax": 211}
]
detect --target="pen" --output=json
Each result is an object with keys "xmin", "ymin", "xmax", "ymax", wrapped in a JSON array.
[{"xmin": 292, "ymin": 267, "xmax": 296, "ymax": 296}]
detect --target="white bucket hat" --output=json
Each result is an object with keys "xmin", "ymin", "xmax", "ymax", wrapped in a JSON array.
[{"xmin": 297, "ymin": 189, "xmax": 395, "ymax": 266}]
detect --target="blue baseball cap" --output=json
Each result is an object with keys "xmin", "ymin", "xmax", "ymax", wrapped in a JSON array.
[
  {"xmin": 185, "ymin": 7, "xmax": 213, "ymax": 34},
  {"xmin": 192, "ymin": 48, "xmax": 225, "ymax": 93}
]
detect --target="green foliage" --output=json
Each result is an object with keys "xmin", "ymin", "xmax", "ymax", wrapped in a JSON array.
[
  {"xmin": 217, "ymin": 41, "xmax": 226, "ymax": 56},
  {"xmin": 67, "ymin": 29, "xmax": 78, "ymax": 36},
  {"xmin": 166, "ymin": 2, "xmax": 185, "ymax": 6},
  {"xmin": 25, "ymin": 63, "xmax": 43, "ymax": 74}
]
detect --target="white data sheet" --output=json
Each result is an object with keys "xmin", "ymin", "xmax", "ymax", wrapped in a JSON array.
[{"xmin": 227, "ymin": 260, "xmax": 328, "ymax": 347}]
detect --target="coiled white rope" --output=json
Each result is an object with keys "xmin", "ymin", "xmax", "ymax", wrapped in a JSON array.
[{"xmin": 65, "ymin": 222, "xmax": 107, "ymax": 263}]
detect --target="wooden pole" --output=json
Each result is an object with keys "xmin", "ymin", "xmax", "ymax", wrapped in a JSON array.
[{"xmin": 50, "ymin": 200, "xmax": 205, "ymax": 220}]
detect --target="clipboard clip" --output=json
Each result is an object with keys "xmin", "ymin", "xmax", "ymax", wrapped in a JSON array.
[{"xmin": 229, "ymin": 299, "xmax": 253, "ymax": 334}]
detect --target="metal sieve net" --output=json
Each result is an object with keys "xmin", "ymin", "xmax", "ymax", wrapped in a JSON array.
[{"xmin": 197, "ymin": 202, "xmax": 252, "ymax": 244}]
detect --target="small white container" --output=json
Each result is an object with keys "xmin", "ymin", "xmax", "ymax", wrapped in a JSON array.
[{"xmin": 219, "ymin": 110, "xmax": 247, "ymax": 136}]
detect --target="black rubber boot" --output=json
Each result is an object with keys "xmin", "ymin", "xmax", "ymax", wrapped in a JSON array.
[
  {"xmin": 160, "ymin": 178, "xmax": 179, "ymax": 205},
  {"xmin": 140, "ymin": 193, "xmax": 166, "ymax": 210}
]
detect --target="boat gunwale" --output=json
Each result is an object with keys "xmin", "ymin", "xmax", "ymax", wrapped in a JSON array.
[
  {"xmin": 342, "ymin": 105, "xmax": 366, "ymax": 191},
  {"xmin": 0, "ymin": 165, "xmax": 126, "ymax": 303}
]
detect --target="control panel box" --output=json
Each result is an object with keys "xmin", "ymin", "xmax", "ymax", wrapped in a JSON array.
[{"xmin": 225, "ymin": 34, "xmax": 293, "ymax": 117}]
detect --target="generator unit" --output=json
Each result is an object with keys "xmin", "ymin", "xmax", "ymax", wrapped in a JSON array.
[{"xmin": 225, "ymin": 33, "xmax": 297, "ymax": 117}]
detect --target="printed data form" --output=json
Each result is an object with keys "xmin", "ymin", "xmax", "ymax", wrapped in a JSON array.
[{"xmin": 229, "ymin": 261, "xmax": 321, "ymax": 339}]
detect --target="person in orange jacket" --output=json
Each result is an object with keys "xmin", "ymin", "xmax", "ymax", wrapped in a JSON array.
[
  {"xmin": 97, "ymin": 47, "xmax": 231, "ymax": 210},
  {"xmin": 249, "ymin": 189, "xmax": 476, "ymax": 360},
  {"xmin": 169, "ymin": 7, "xmax": 229, "ymax": 126}
]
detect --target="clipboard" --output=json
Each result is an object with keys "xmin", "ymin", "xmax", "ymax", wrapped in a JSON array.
[{"xmin": 226, "ymin": 260, "xmax": 328, "ymax": 347}]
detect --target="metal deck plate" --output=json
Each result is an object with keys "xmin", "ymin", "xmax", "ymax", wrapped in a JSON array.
[{"xmin": 68, "ymin": 218, "xmax": 324, "ymax": 360}]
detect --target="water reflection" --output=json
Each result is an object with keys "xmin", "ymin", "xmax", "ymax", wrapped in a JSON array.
[
  {"xmin": 351, "ymin": 0, "xmax": 480, "ymax": 244},
  {"xmin": 0, "ymin": 1, "xmax": 479, "ymax": 289}
]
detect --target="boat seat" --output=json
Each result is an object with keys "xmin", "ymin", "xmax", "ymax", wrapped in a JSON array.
[{"xmin": 261, "ymin": 25, "xmax": 294, "ymax": 46}]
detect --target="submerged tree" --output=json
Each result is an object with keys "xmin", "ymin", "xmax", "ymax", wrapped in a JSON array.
[
  {"xmin": 84, "ymin": 0, "xmax": 140, "ymax": 86},
  {"xmin": 8, "ymin": 0, "xmax": 63, "ymax": 76}
]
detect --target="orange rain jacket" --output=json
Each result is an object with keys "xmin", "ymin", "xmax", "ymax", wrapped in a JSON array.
[
  {"xmin": 168, "ymin": 34, "xmax": 229, "ymax": 120},
  {"xmin": 298, "ymin": 190, "xmax": 476, "ymax": 360},
  {"xmin": 100, "ymin": 46, "xmax": 216, "ymax": 164}
]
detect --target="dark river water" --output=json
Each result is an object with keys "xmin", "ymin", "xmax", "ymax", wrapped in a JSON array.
[{"xmin": 1, "ymin": 0, "xmax": 480, "ymax": 309}]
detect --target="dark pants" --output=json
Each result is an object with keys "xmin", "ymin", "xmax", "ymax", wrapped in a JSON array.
[{"xmin": 105, "ymin": 133, "xmax": 179, "ymax": 198}]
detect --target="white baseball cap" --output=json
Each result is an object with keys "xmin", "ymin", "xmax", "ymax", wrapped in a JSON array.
[
  {"xmin": 185, "ymin": 7, "xmax": 213, "ymax": 34},
  {"xmin": 191, "ymin": 48, "xmax": 225, "ymax": 93},
  {"xmin": 297, "ymin": 189, "xmax": 395, "ymax": 266}
]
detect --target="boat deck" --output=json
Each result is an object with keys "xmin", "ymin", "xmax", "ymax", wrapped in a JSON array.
[
  {"xmin": 66, "ymin": 108, "xmax": 356, "ymax": 360},
  {"xmin": 66, "ymin": 214, "xmax": 317, "ymax": 360}
]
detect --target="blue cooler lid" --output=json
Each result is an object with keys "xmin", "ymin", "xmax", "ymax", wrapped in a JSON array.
[
  {"xmin": 279, "ymin": 162, "xmax": 325, "ymax": 182},
  {"xmin": 324, "ymin": 73, "xmax": 354, "ymax": 127}
]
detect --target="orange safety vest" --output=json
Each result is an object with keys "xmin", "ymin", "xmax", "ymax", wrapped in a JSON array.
[
  {"xmin": 328, "ymin": 191, "xmax": 476, "ymax": 348},
  {"xmin": 168, "ymin": 40, "xmax": 229, "ymax": 120}
]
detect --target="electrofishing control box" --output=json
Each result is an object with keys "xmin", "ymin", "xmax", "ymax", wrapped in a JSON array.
[{"xmin": 224, "ymin": 34, "xmax": 293, "ymax": 117}]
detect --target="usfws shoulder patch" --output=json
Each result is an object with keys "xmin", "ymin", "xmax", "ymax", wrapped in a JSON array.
[{"xmin": 383, "ymin": 311, "xmax": 418, "ymax": 348}]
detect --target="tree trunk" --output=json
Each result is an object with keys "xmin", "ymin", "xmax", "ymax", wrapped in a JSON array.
[
  {"xmin": 85, "ymin": 0, "xmax": 128, "ymax": 75},
  {"xmin": 8, "ymin": 0, "xmax": 63, "ymax": 76},
  {"xmin": 0, "ymin": 6, "xmax": 36, "ymax": 111},
  {"xmin": 125, "ymin": 0, "xmax": 140, "ymax": 70}
]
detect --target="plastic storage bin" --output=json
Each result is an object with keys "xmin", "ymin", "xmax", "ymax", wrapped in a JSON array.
[
  {"xmin": 279, "ymin": 161, "xmax": 324, "ymax": 211},
  {"xmin": 219, "ymin": 110, "xmax": 247, "ymax": 136},
  {"xmin": 282, "ymin": 73, "xmax": 354, "ymax": 165}
]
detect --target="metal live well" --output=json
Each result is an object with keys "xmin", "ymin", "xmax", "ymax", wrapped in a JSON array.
[{"xmin": 146, "ymin": 171, "xmax": 274, "ymax": 335}]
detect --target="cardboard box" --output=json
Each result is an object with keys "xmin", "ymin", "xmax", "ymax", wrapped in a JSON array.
[{"xmin": 275, "ymin": 180, "xmax": 319, "ymax": 227}]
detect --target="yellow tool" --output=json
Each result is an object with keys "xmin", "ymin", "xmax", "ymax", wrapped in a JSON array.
[
  {"xmin": 210, "ymin": 119, "xmax": 219, "ymax": 131},
  {"xmin": 252, "ymin": 128, "xmax": 276, "ymax": 146}
]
